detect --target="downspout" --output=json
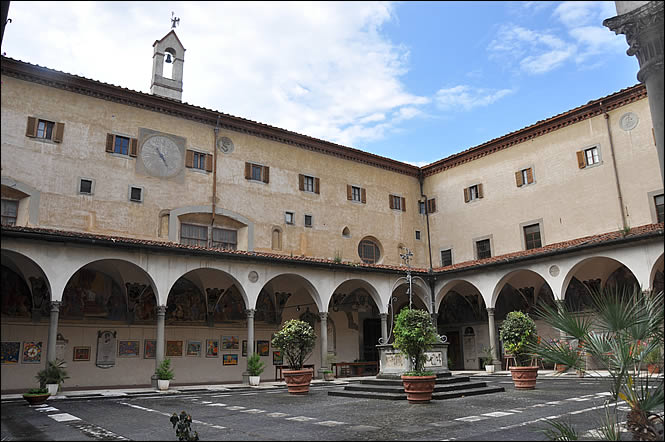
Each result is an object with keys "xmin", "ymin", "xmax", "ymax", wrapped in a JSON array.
[
  {"xmin": 211, "ymin": 116, "xmax": 220, "ymax": 227},
  {"xmin": 600, "ymin": 102, "xmax": 629, "ymax": 232},
  {"xmin": 419, "ymin": 170, "xmax": 437, "ymax": 327}
]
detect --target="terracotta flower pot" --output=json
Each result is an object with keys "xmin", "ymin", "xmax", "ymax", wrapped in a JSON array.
[
  {"xmin": 283, "ymin": 368, "xmax": 313, "ymax": 395},
  {"xmin": 647, "ymin": 364, "xmax": 660, "ymax": 374},
  {"xmin": 23, "ymin": 393, "xmax": 50, "ymax": 405},
  {"xmin": 401, "ymin": 374, "xmax": 437, "ymax": 403},
  {"xmin": 509, "ymin": 366, "xmax": 539, "ymax": 389}
]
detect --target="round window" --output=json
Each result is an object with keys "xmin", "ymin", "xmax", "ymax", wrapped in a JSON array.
[{"xmin": 358, "ymin": 238, "xmax": 381, "ymax": 264}]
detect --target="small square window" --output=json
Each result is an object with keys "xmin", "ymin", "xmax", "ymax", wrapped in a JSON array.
[
  {"xmin": 79, "ymin": 179, "xmax": 93, "ymax": 195},
  {"xmin": 1, "ymin": 199, "xmax": 18, "ymax": 226},
  {"xmin": 584, "ymin": 147, "xmax": 600, "ymax": 166},
  {"xmin": 440, "ymin": 249, "xmax": 452, "ymax": 267},
  {"xmin": 129, "ymin": 186, "xmax": 143, "ymax": 202},
  {"xmin": 476, "ymin": 239, "xmax": 491, "ymax": 260},
  {"xmin": 304, "ymin": 214, "xmax": 313, "ymax": 227},
  {"xmin": 415, "ymin": 230, "xmax": 421, "ymax": 240},
  {"xmin": 285, "ymin": 211, "xmax": 294, "ymax": 225},
  {"xmin": 523, "ymin": 223, "xmax": 542, "ymax": 250}
]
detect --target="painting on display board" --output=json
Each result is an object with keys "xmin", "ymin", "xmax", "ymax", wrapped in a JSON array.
[
  {"xmin": 1, "ymin": 341, "xmax": 20, "ymax": 364},
  {"xmin": 256, "ymin": 340, "xmax": 269, "ymax": 357},
  {"xmin": 73, "ymin": 346, "xmax": 91, "ymax": 361},
  {"xmin": 144, "ymin": 340, "xmax": 156, "ymax": 359},
  {"xmin": 22, "ymin": 341, "xmax": 42, "ymax": 363},
  {"xmin": 186, "ymin": 340, "xmax": 202, "ymax": 357},
  {"xmin": 222, "ymin": 354, "xmax": 238, "ymax": 366},
  {"xmin": 205, "ymin": 339, "xmax": 219, "ymax": 358},
  {"xmin": 118, "ymin": 340, "xmax": 140, "ymax": 357},
  {"xmin": 166, "ymin": 340, "xmax": 183, "ymax": 357},
  {"xmin": 222, "ymin": 335, "xmax": 239, "ymax": 350}
]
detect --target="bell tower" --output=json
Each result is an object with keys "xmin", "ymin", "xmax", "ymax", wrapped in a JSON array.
[{"xmin": 151, "ymin": 13, "xmax": 185, "ymax": 101}]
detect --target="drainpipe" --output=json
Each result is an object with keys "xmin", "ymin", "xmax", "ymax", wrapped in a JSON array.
[
  {"xmin": 419, "ymin": 170, "xmax": 437, "ymax": 326},
  {"xmin": 600, "ymin": 102, "xmax": 629, "ymax": 232},
  {"xmin": 211, "ymin": 116, "xmax": 220, "ymax": 227}
]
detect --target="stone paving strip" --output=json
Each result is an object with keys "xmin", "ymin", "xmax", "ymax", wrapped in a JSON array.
[
  {"xmin": 32, "ymin": 404, "xmax": 129, "ymax": 440},
  {"xmin": 119, "ymin": 403, "xmax": 226, "ymax": 430}
]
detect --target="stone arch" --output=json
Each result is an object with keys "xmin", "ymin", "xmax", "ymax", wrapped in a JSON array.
[
  {"xmin": 561, "ymin": 255, "xmax": 640, "ymax": 299},
  {"xmin": 649, "ymin": 253, "xmax": 664, "ymax": 293},
  {"xmin": 1, "ymin": 249, "xmax": 52, "ymax": 321},
  {"xmin": 261, "ymin": 273, "xmax": 322, "ymax": 314},
  {"xmin": 330, "ymin": 279, "xmax": 383, "ymax": 314},
  {"xmin": 435, "ymin": 279, "xmax": 482, "ymax": 313},
  {"xmin": 490, "ymin": 268, "xmax": 555, "ymax": 315}
]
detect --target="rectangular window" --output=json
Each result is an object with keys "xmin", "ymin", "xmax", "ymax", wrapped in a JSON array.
[
  {"xmin": 516, "ymin": 168, "xmax": 534, "ymax": 187},
  {"xmin": 212, "ymin": 228, "xmax": 237, "ymax": 250},
  {"xmin": 523, "ymin": 223, "xmax": 542, "ymax": 250},
  {"xmin": 476, "ymin": 239, "xmax": 491, "ymax": 260},
  {"xmin": 114, "ymin": 136, "xmax": 130, "ymax": 155},
  {"xmin": 427, "ymin": 198, "xmax": 437, "ymax": 214},
  {"xmin": 180, "ymin": 223, "xmax": 208, "ymax": 247},
  {"xmin": 79, "ymin": 179, "xmax": 93, "ymax": 195},
  {"xmin": 251, "ymin": 164, "xmax": 263, "ymax": 181},
  {"xmin": 106, "ymin": 134, "xmax": 137, "ymax": 157},
  {"xmin": 26, "ymin": 117, "xmax": 64, "ymax": 143},
  {"xmin": 419, "ymin": 201, "xmax": 426, "ymax": 214},
  {"xmin": 346, "ymin": 185, "xmax": 365, "ymax": 203},
  {"xmin": 351, "ymin": 186, "xmax": 361, "ymax": 202},
  {"xmin": 415, "ymin": 230, "xmax": 421, "ymax": 240},
  {"xmin": 36, "ymin": 120, "xmax": 55, "ymax": 140},
  {"xmin": 585, "ymin": 147, "xmax": 600, "ymax": 166},
  {"xmin": 469, "ymin": 185, "xmax": 479, "ymax": 201},
  {"xmin": 129, "ymin": 186, "xmax": 143, "ymax": 203},
  {"xmin": 304, "ymin": 214, "xmax": 313, "ymax": 228},
  {"xmin": 464, "ymin": 184, "xmax": 483, "ymax": 202},
  {"xmin": 245, "ymin": 162, "xmax": 269, "ymax": 183},
  {"xmin": 285, "ymin": 211, "xmax": 295, "ymax": 225},
  {"xmin": 1, "ymin": 199, "xmax": 18, "ymax": 226},
  {"xmin": 655, "ymin": 194, "xmax": 664, "ymax": 223},
  {"xmin": 389, "ymin": 194, "xmax": 405, "ymax": 211},
  {"xmin": 440, "ymin": 249, "xmax": 452, "ymax": 267},
  {"xmin": 193, "ymin": 152, "xmax": 207, "ymax": 170},
  {"xmin": 304, "ymin": 176, "xmax": 314, "ymax": 193}
]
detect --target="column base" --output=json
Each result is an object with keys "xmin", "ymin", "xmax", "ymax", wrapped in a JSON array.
[
  {"xmin": 150, "ymin": 374, "xmax": 158, "ymax": 389},
  {"xmin": 241, "ymin": 372, "xmax": 249, "ymax": 385}
]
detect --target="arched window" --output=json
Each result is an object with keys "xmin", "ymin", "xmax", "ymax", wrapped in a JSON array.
[
  {"xmin": 342, "ymin": 226, "xmax": 350, "ymax": 238},
  {"xmin": 358, "ymin": 237, "xmax": 381, "ymax": 264},
  {"xmin": 271, "ymin": 228, "xmax": 282, "ymax": 250}
]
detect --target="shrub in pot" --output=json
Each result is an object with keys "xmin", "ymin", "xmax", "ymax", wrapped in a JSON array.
[
  {"xmin": 392, "ymin": 308, "xmax": 439, "ymax": 403},
  {"xmin": 23, "ymin": 387, "xmax": 50, "ymax": 405},
  {"xmin": 271, "ymin": 319, "xmax": 316, "ymax": 394},
  {"xmin": 247, "ymin": 353, "xmax": 265, "ymax": 386},
  {"xmin": 481, "ymin": 346, "xmax": 495, "ymax": 373},
  {"xmin": 36, "ymin": 359, "xmax": 69, "ymax": 395},
  {"xmin": 499, "ymin": 311, "xmax": 539, "ymax": 389},
  {"xmin": 156, "ymin": 358, "xmax": 175, "ymax": 391}
]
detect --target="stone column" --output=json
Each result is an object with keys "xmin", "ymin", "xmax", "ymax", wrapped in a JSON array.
[
  {"xmin": 555, "ymin": 300, "xmax": 567, "ymax": 341},
  {"xmin": 605, "ymin": 1, "xmax": 664, "ymax": 182},
  {"xmin": 242, "ymin": 309, "xmax": 255, "ymax": 385},
  {"xmin": 46, "ymin": 301, "xmax": 61, "ymax": 362},
  {"xmin": 486, "ymin": 307, "xmax": 500, "ymax": 369},
  {"xmin": 152, "ymin": 305, "xmax": 167, "ymax": 388},
  {"xmin": 317, "ymin": 312, "xmax": 328, "ymax": 379},
  {"xmin": 379, "ymin": 313, "xmax": 388, "ymax": 344}
]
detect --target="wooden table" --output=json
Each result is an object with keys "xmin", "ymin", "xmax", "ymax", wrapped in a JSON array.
[
  {"xmin": 275, "ymin": 364, "xmax": 315, "ymax": 381},
  {"xmin": 332, "ymin": 361, "xmax": 378, "ymax": 377}
]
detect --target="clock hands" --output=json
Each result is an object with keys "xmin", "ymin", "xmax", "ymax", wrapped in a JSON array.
[{"xmin": 156, "ymin": 148, "xmax": 168, "ymax": 167}]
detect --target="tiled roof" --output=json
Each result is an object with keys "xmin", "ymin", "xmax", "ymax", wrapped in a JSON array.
[{"xmin": 2, "ymin": 223, "xmax": 662, "ymax": 276}]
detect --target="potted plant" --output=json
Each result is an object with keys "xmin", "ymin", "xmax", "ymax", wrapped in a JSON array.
[
  {"xmin": 644, "ymin": 346, "xmax": 662, "ymax": 374},
  {"xmin": 392, "ymin": 308, "xmax": 439, "ymax": 403},
  {"xmin": 36, "ymin": 359, "xmax": 69, "ymax": 395},
  {"xmin": 23, "ymin": 387, "xmax": 50, "ymax": 405},
  {"xmin": 271, "ymin": 319, "xmax": 317, "ymax": 394},
  {"xmin": 481, "ymin": 346, "xmax": 495, "ymax": 373},
  {"xmin": 156, "ymin": 358, "xmax": 175, "ymax": 391},
  {"xmin": 324, "ymin": 353, "xmax": 336, "ymax": 381},
  {"xmin": 499, "ymin": 311, "xmax": 539, "ymax": 389},
  {"xmin": 247, "ymin": 353, "xmax": 265, "ymax": 386}
]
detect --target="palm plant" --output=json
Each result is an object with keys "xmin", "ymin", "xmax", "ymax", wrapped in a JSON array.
[{"xmin": 531, "ymin": 285, "xmax": 664, "ymax": 441}]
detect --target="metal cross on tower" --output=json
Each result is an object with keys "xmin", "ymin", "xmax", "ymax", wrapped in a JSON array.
[{"xmin": 171, "ymin": 12, "xmax": 180, "ymax": 29}]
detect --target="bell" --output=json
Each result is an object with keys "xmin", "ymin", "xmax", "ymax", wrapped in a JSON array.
[{"xmin": 165, "ymin": 53, "xmax": 173, "ymax": 64}]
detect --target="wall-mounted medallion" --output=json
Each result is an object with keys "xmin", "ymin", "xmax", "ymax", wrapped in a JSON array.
[
  {"xmin": 217, "ymin": 136, "xmax": 234, "ymax": 154},
  {"xmin": 619, "ymin": 112, "xmax": 639, "ymax": 131},
  {"xmin": 248, "ymin": 271, "xmax": 259, "ymax": 283}
]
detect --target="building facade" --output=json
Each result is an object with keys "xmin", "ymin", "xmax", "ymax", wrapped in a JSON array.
[{"xmin": 1, "ymin": 30, "xmax": 663, "ymax": 392}]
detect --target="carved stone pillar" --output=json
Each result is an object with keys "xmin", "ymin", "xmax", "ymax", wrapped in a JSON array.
[
  {"xmin": 318, "ymin": 311, "xmax": 328, "ymax": 379},
  {"xmin": 152, "ymin": 305, "xmax": 167, "ymax": 387},
  {"xmin": 46, "ymin": 301, "xmax": 61, "ymax": 362},
  {"xmin": 486, "ymin": 307, "xmax": 500, "ymax": 368},
  {"xmin": 379, "ymin": 313, "xmax": 388, "ymax": 344},
  {"xmin": 242, "ymin": 309, "xmax": 255, "ymax": 385}
]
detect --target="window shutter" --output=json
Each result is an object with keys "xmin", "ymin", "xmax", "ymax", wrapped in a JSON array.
[
  {"xmin": 185, "ymin": 150, "xmax": 194, "ymax": 168},
  {"xmin": 464, "ymin": 187, "xmax": 470, "ymax": 203},
  {"xmin": 576, "ymin": 151, "xmax": 586, "ymax": 169},
  {"xmin": 478, "ymin": 183, "xmax": 484, "ymax": 198},
  {"xmin": 299, "ymin": 174, "xmax": 304, "ymax": 191},
  {"xmin": 129, "ymin": 138, "xmax": 138, "ymax": 157},
  {"xmin": 347, "ymin": 185, "xmax": 352, "ymax": 200},
  {"xmin": 314, "ymin": 177, "xmax": 320, "ymax": 194},
  {"xmin": 262, "ymin": 166, "xmax": 269, "ymax": 183},
  {"xmin": 361, "ymin": 188, "xmax": 366, "ymax": 204},
  {"xmin": 26, "ymin": 117, "xmax": 38, "ymax": 137},
  {"xmin": 515, "ymin": 171, "xmax": 523, "ymax": 187},
  {"xmin": 389, "ymin": 194, "xmax": 394, "ymax": 209},
  {"xmin": 428, "ymin": 198, "xmax": 436, "ymax": 213},
  {"xmin": 105, "ymin": 134, "xmax": 115, "ymax": 153},
  {"xmin": 401, "ymin": 197, "xmax": 406, "ymax": 212},
  {"xmin": 526, "ymin": 168, "xmax": 534, "ymax": 184},
  {"xmin": 53, "ymin": 122, "xmax": 65, "ymax": 143},
  {"xmin": 205, "ymin": 153, "xmax": 213, "ymax": 172},
  {"xmin": 245, "ymin": 162, "xmax": 252, "ymax": 179}
]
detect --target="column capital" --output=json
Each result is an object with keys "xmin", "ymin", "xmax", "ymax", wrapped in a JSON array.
[
  {"xmin": 245, "ymin": 309, "xmax": 255, "ymax": 318},
  {"xmin": 50, "ymin": 300, "xmax": 62, "ymax": 312},
  {"xmin": 379, "ymin": 312, "xmax": 388, "ymax": 319},
  {"xmin": 318, "ymin": 311, "xmax": 328, "ymax": 321},
  {"xmin": 156, "ymin": 305, "xmax": 167, "ymax": 315},
  {"xmin": 486, "ymin": 307, "xmax": 495, "ymax": 315}
]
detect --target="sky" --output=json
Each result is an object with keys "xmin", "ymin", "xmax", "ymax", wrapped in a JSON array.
[{"xmin": 1, "ymin": 1, "xmax": 639, "ymax": 166}]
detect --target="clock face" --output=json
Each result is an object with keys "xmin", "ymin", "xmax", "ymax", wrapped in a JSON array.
[{"xmin": 140, "ymin": 135, "xmax": 183, "ymax": 178}]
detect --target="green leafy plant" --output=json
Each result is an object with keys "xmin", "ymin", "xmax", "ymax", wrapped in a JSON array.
[
  {"xmin": 156, "ymin": 358, "xmax": 175, "ymax": 380},
  {"xmin": 499, "ymin": 311, "xmax": 538, "ymax": 366},
  {"xmin": 271, "ymin": 319, "xmax": 316, "ymax": 370},
  {"xmin": 25, "ymin": 387, "xmax": 49, "ymax": 395},
  {"xmin": 333, "ymin": 251, "xmax": 342, "ymax": 263},
  {"xmin": 36, "ymin": 359, "xmax": 69, "ymax": 390},
  {"xmin": 392, "ymin": 308, "xmax": 438, "ymax": 375},
  {"xmin": 481, "ymin": 346, "xmax": 494, "ymax": 366},
  {"xmin": 247, "ymin": 353, "xmax": 265, "ymax": 376},
  {"xmin": 170, "ymin": 411, "xmax": 199, "ymax": 441},
  {"xmin": 541, "ymin": 418, "xmax": 579, "ymax": 441},
  {"xmin": 644, "ymin": 346, "xmax": 662, "ymax": 366}
]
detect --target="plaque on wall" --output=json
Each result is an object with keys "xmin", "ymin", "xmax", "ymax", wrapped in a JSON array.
[{"xmin": 96, "ymin": 330, "xmax": 117, "ymax": 369}]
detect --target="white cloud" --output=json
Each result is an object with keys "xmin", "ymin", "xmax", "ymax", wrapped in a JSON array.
[
  {"xmin": 435, "ymin": 85, "xmax": 515, "ymax": 111},
  {"xmin": 3, "ymin": 1, "xmax": 429, "ymax": 149}
]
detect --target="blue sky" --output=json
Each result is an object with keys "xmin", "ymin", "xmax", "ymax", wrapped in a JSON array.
[{"xmin": 2, "ymin": 1, "xmax": 638, "ymax": 166}]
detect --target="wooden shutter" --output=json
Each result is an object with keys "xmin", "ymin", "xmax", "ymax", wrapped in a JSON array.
[
  {"xmin": 26, "ymin": 117, "xmax": 38, "ymax": 137},
  {"xmin": 299, "ymin": 174, "xmax": 305, "ymax": 191},
  {"xmin": 361, "ymin": 188, "xmax": 366, "ymax": 204},
  {"xmin": 389, "ymin": 194, "xmax": 394, "ymax": 209},
  {"xmin": 105, "ymin": 134, "xmax": 115, "ymax": 153},
  {"xmin": 129, "ymin": 138, "xmax": 138, "ymax": 157},
  {"xmin": 262, "ymin": 166, "xmax": 269, "ymax": 183},
  {"xmin": 576, "ymin": 151, "xmax": 586, "ymax": 169},
  {"xmin": 526, "ymin": 168, "xmax": 534, "ymax": 184},
  {"xmin": 347, "ymin": 185, "xmax": 352, "ymax": 200},
  {"xmin": 478, "ymin": 183, "xmax": 484, "ymax": 198},
  {"xmin": 185, "ymin": 150, "xmax": 194, "ymax": 168},
  {"xmin": 515, "ymin": 171, "xmax": 523, "ymax": 187},
  {"xmin": 464, "ymin": 187, "xmax": 470, "ymax": 203},
  {"xmin": 205, "ymin": 153, "xmax": 213, "ymax": 172},
  {"xmin": 400, "ymin": 197, "xmax": 406, "ymax": 212},
  {"xmin": 53, "ymin": 122, "xmax": 65, "ymax": 143},
  {"xmin": 428, "ymin": 198, "xmax": 436, "ymax": 213},
  {"xmin": 245, "ymin": 162, "xmax": 252, "ymax": 179},
  {"xmin": 314, "ymin": 177, "xmax": 320, "ymax": 194}
]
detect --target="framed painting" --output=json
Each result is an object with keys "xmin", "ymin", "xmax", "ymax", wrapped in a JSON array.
[
  {"xmin": 73, "ymin": 346, "xmax": 91, "ymax": 361},
  {"xmin": 222, "ymin": 354, "xmax": 238, "ymax": 366},
  {"xmin": 1, "ymin": 341, "xmax": 21, "ymax": 364},
  {"xmin": 144, "ymin": 339, "xmax": 156, "ymax": 359},
  {"xmin": 118, "ymin": 340, "xmax": 140, "ymax": 357},
  {"xmin": 186, "ymin": 340, "xmax": 202, "ymax": 357},
  {"xmin": 272, "ymin": 350, "xmax": 283, "ymax": 365},
  {"xmin": 205, "ymin": 339, "xmax": 219, "ymax": 358},
  {"xmin": 222, "ymin": 335, "xmax": 239, "ymax": 350},
  {"xmin": 257, "ymin": 340, "xmax": 269, "ymax": 357},
  {"xmin": 22, "ymin": 341, "xmax": 42, "ymax": 363},
  {"xmin": 166, "ymin": 340, "xmax": 183, "ymax": 357}
]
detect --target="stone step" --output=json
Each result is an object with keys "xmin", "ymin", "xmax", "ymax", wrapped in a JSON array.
[
  {"xmin": 328, "ymin": 385, "xmax": 504, "ymax": 401},
  {"xmin": 343, "ymin": 380, "xmax": 488, "ymax": 394},
  {"xmin": 359, "ymin": 376, "xmax": 470, "ymax": 386}
]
